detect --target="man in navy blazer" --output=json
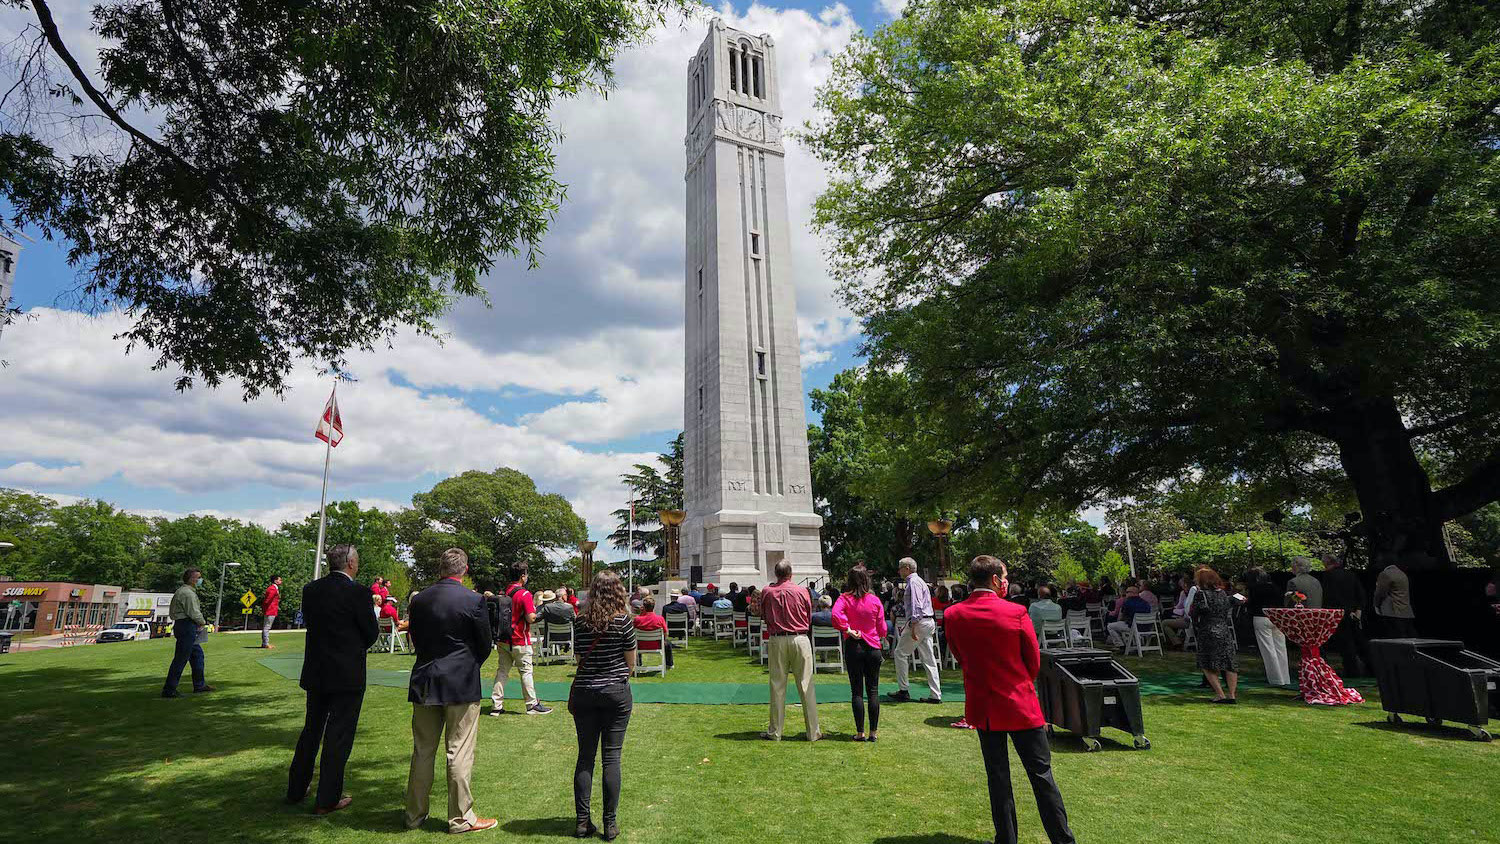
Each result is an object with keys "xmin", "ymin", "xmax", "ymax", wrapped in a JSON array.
[
  {"xmin": 286, "ymin": 544, "xmax": 380, "ymax": 814},
  {"xmin": 403, "ymin": 548, "xmax": 498, "ymax": 834}
]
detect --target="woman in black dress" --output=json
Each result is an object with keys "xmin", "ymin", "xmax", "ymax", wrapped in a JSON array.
[
  {"xmin": 570, "ymin": 570, "xmax": 637, "ymax": 840},
  {"xmin": 1191, "ymin": 567, "xmax": 1240, "ymax": 703}
]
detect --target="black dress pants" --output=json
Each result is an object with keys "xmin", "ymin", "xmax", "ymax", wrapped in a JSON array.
[
  {"xmin": 843, "ymin": 638, "xmax": 881, "ymax": 733},
  {"xmin": 978, "ymin": 727, "xmax": 1075, "ymax": 844},
  {"xmin": 572, "ymin": 683, "xmax": 633, "ymax": 824},
  {"xmin": 287, "ymin": 687, "xmax": 366, "ymax": 809}
]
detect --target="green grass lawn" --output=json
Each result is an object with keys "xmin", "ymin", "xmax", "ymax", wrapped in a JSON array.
[{"xmin": 1, "ymin": 631, "xmax": 1495, "ymax": 843}]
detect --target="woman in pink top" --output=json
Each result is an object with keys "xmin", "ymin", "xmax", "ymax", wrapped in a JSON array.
[{"xmin": 832, "ymin": 566, "xmax": 889, "ymax": 741}]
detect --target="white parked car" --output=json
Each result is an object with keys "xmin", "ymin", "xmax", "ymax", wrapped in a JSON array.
[{"xmin": 96, "ymin": 620, "xmax": 153, "ymax": 643}]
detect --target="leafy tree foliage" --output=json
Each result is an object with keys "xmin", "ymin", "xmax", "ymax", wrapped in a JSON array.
[
  {"xmin": 1, "ymin": 0, "xmax": 686, "ymax": 396},
  {"xmin": 806, "ymin": 0, "xmax": 1500, "ymax": 568},
  {"xmin": 396, "ymin": 467, "xmax": 586, "ymax": 591},
  {"xmin": 609, "ymin": 433, "xmax": 683, "ymax": 559},
  {"xmin": 1155, "ymin": 531, "xmax": 1311, "ymax": 580},
  {"xmin": 279, "ymin": 500, "xmax": 398, "ymax": 581}
]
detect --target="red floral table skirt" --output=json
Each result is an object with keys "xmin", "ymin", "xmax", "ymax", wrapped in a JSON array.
[{"xmin": 1263, "ymin": 608, "xmax": 1364, "ymax": 706}]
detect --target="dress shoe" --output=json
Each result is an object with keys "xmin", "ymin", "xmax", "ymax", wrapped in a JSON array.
[
  {"xmin": 455, "ymin": 817, "xmax": 498, "ymax": 834},
  {"xmin": 602, "ymin": 822, "xmax": 620, "ymax": 841},
  {"xmin": 575, "ymin": 819, "xmax": 598, "ymax": 838},
  {"xmin": 193, "ymin": 685, "xmax": 216, "ymax": 693},
  {"xmin": 314, "ymin": 796, "xmax": 353, "ymax": 815}
]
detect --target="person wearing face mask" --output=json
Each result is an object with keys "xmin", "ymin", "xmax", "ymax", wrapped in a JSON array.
[
  {"xmin": 162, "ymin": 567, "xmax": 215, "ymax": 698},
  {"xmin": 944, "ymin": 555, "xmax": 1075, "ymax": 844}
]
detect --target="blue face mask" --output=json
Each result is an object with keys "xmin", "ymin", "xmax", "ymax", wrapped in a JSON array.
[{"xmin": 195, "ymin": 578, "xmax": 204, "ymax": 587}]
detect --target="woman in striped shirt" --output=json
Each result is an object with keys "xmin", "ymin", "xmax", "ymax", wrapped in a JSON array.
[{"xmin": 570, "ymin": 569, "xmax": 636, "ymax": 840}]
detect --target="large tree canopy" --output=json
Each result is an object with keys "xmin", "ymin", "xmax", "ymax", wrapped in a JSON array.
[
  {"xmin": 395, "ymin": 467, "xmax": 586, "ymax": 590},
  {"xmin": 0, "ymin": 0, "xmax": 685, "ymax": 396},
  {"xmin": 805, "ymin": 0, "xmax": 1500, "ymax": 568},
  {"xmin": 608, "ymin": 433, "xmax": 683, "ymax": 559}
]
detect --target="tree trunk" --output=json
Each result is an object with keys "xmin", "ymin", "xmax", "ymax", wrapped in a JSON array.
[{"xmin": 1332, "ymin": 397, "xmax": 1452, "ymax": 570}]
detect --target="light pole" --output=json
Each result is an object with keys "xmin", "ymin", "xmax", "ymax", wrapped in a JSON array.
[
  {"xmin": 579, "ymin": 541, "xmax": 598, "ymax": 586},
  {"xmin": 213, "ymin": 560, "xmax": 241, "ymax": 629},
  {"xmin": 927, "ymin": 519, "xmax": 953, "ymax": 582},
  {"xmin": 658, "ymin": 509, "xmax": 686, "ymax": 579}
]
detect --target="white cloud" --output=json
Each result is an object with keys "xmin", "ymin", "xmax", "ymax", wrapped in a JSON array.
[
  {"xmin": 0, "ymin": 5, "xmax": 865, "ymax": 540},
  {"xmin": 876, "ymin": 0, "xmax": 909, "ymax": 18}
]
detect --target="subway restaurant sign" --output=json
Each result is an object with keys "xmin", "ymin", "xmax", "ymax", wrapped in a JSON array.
[{"xmin": 1, "ymin": 587, "xmax": 47, "ymax": 598}]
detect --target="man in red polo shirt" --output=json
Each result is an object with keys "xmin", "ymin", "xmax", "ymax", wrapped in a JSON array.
[
  {"xmin": 261, "ymin": 575, "xmax": 283, "ymax": 649},
  {"xmin": 945, "ymin": 555, "xmax": 1074, "ymax": 844}
]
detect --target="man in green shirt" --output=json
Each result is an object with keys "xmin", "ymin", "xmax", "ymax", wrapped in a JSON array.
[{"xmin": 162, "ymin": 567, "xmax": 215, "ymax": 698}]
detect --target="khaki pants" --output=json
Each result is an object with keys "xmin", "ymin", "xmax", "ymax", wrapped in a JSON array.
[
  {"xmin": 492, "ymin": 643, "xmax": 537, "ymax": 710},
  {"xmin": 895, "ymin": 617, "xmax": 942, "ymax": 700},
  {"xmin": 404, "ymin": 702, "xmax": 481, "ymax": 833},
  {"xmin": 767, "ymin": 635, "xmax": 819, "ymax": 740}
]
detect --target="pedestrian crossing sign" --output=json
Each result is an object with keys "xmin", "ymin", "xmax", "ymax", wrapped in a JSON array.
[{"xmin": 239, "ymin": 590, "xmax": 256, "ymax": 608}]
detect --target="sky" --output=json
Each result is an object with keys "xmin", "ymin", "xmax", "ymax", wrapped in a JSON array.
[{"xmin": 0, "ymin": 1, "xmax": 914, "ymax": 561}]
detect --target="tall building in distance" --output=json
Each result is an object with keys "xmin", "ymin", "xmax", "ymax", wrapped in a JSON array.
[{"xmin": 681, "ymin": 22, "xmax": 826, "ymax": 586}]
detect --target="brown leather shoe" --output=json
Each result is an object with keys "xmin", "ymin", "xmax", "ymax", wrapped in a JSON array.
[
  {"xmin": 454, "ymin": 817, "xmax": 498, "ymax": 833},
  {"xmin": 314, "ymin": 796, "xmax": 353, "ymax": 815}
]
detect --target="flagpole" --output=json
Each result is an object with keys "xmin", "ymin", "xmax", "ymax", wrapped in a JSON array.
[
  {"xmin": 313, "ymin": 383, "xmax": 337, "ymax": 581},
  {"xmin": 628, "ymin": 498, "xmax": 635, "ymax": 593},
  {"xmin": 314, "ymin": 433, "xmax": 332, "ymax": 581}
]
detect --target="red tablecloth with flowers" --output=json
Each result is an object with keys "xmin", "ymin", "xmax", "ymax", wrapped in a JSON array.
[{"xmin": 1263, "ymin": 607, "xmax": 1364, "ymax": 706}]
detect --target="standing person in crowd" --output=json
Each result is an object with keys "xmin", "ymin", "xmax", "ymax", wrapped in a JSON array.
[
  {"xmin": 1191, "ymin": 568, "xmax": 1239, "ymax": 703},
  {"xmin": 946, "ymin": 556, "xmax": 1075, "ymax": 844},
  {"xmin": 760, "ymin": 560, "xmax": 821, "ymax": 741},
  {"xmin": 371, "ymin": 577, "xmax": 389, "ymax": 604},
  {"xmin": 1244, "ymin": 568, "xmax": 1290, "ymax": 688},
  {"xmin": 404, "ymin": 548, "xmax": 497, "ymax": 834},
  {"xmin": 832, "ymin": 566, "xmax": 887, "ymax": 742},
  {"xmin": 162, "ymin": 568, "xmax": 214, "ymax": 698},
  {"xmin": 287, "ymin": 545, "xmax": 379, "ymax": 814},
  {"xmin": 810, "ymin": 595, "xmax": 835, "ymax": 628},
  {"xmin": 570, "ymin": 570, "xmax": 637, "ymax": 841},
  {"xmin": 890, "ymin": 557, "xmax": 942, "ymax": 704},
  {"xmin": 631, "ymin": 594, "xmax": 672, "ymax": 669},
  {"xmin": 1374, "ymin": 558, "xmax": 1417, "ymax": 638},
  {"xmin": 1286, "ymin": 558, "xmax": 1324, "ymax": 608},
  {"xmin": 260, "ymin": 575, "xmax": 282, "ymax": 649},
  {"xmin": 1320, "ymin": 553, "xmax": 1369, "ymax": 677},
  {"xmin": 491, "ymin": 562, "xmax": 551, "ymax": 716}
]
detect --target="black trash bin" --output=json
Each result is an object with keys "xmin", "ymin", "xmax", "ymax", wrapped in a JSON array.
[
  {"xmin": 1037, "ymin": 647, "xmax": 1149, "ymax": 751},
  {"xmin": 0, "ymin": 632, "xmax": 11, "ymax": 654},
  {"xmin": 1369, "ymin": 638, "xmax": 1499, "ymax": 742}
]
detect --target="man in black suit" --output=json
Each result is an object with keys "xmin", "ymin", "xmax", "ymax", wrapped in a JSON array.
[
  {"xmin": 286, "ymin": 544, "xmax": 379, "ymax": 814},
  {"xmin": 403, "ymin": 548, "xmax": 498, "ymax": 834}
]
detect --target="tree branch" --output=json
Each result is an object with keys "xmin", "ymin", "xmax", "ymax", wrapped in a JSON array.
[{"xmin": 1433, "ymin": 448, "xmax": 1500, "ymax": 522}]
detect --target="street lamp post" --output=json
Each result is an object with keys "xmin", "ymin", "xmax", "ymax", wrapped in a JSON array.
[
  {"xmin": 213, "ymin": 560, "xmax": 241, "ymax": 629},
  {"xmin": 927, "ymin": 519, "xmax": 954, "ymax": 582},
  {"xmin": 579, "ymin": 541, "xmax": 598, "ymax": 586},
  {"xmin": 658, "ymin": 509, "xmax": 687, "ymax": 579}
]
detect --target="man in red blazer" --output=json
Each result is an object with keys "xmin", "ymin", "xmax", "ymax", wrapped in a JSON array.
[{"xmin": 946, "ymin": 555, "xmax": 1075, "ymax": 844}]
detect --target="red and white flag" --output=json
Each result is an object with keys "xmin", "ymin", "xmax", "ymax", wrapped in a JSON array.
[{"xmin": 315, "ymin": 389, "xmax": 344, "ymax": 447}]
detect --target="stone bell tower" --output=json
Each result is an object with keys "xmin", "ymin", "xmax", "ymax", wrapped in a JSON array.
[{"xmin": 680, "ymin": 21, "xmax": 826, "ymax": 587}]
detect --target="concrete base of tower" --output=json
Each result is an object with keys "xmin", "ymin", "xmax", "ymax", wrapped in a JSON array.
[{"xmin": 682, "ymin": 509, "xmax": 827, "ymax": 588}]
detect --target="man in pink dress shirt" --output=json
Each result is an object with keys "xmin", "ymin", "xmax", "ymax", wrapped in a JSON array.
[{"xmin": 758, "ymin": 560, "xmax": 820, "ymax": 742}]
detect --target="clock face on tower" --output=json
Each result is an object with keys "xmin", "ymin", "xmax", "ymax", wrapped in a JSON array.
[{"xmin": 680, "ymin": 24, "xmax": 825, "ymax": 587}]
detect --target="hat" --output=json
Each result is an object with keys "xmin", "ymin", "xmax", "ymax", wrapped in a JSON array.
[
  {"xmin": 670, "ymin": 589, "xmax": 682, "ymax": 598},
  {"xmin": 706, "ymin": 583, "xmax": 717, "ymax": 590},
  {"xmin": 539, "ymin": 590, "xmax": 557, "ymax": 602}
]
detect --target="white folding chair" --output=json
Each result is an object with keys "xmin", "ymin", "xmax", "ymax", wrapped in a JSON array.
[
  {"xmin": 810, "ymin": 626, "xmax": 845, "ymax": 673},
  {"xmin": 733, "ymin": 611, "xmax": 749, "ymax": 649},
  {"xmin": 747, "ymin": 615, "xmax": 763, "ymax": 656},
  {"xmin": 634, "ymin": 628, "xmax": 667, "ymax": 676},
  {"xmin": 545, "ymin": 621, "xmax": 574, "ymax": 662},
  {"xmin": 1182, "ymin": 620, "xmax": 1198, "ymax": 652},
  {"xmin": 1040, "ymin": 619, "xmax": 1070, "ymax": 651},
  {"xmin": 757, "ymin": 628, "xmax": 769, "ymax": 665},
  {"xmin": 1129, "ymin": 611, "xmax": 1164, "ymax": 656},
  {"xmin": 713, "ymin": 609, "xmax": 734, "ymax": 641},
  {"xmin": 1064, "ymin": 611, "xmax": 1094, "ymax": 647},
  {"xmin": 370, "ymin": 617, "xmax": 395, "ymax": 653},
  {"xmin": 1086, "ymin": 602, "xmax": 1106, "ymax": 637},
  {"xmin": 665, "ymin": 612, "xmax": 690, "ymax": 648}
]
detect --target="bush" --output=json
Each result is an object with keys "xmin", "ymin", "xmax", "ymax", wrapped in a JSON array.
[
  {"xmin": 1095, "ymin": 549, "xmax": 1131, "ymax": 587},
  {"xmin": 1154, "ymin": 531, "xmax": 1309, "ymax": 579},
  {"xmin": 1052, "ymin": 553, "xmax": 1088, "ymax": 588}
]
